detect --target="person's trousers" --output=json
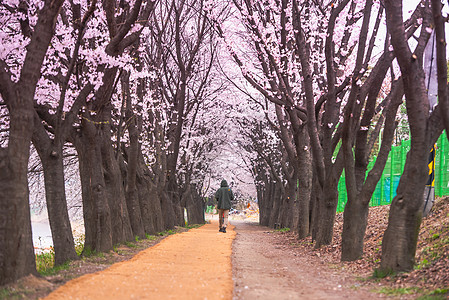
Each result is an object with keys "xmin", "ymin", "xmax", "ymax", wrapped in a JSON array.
[{"xmin": 218, "ymin": 209, "xmax": 229, "ymax": 228}]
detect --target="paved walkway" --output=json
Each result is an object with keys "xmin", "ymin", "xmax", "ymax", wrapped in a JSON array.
[{"xmin": 45, "ymin": 221, "xmax": 235, "ymax": 300}]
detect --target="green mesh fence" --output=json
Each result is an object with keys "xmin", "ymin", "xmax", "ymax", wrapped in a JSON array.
[{"xmin": 337, "ymin": 133, "xmax": 449, "ymax": 212}]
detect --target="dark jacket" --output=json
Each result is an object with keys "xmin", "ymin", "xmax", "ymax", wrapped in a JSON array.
[{"xmin": 215, "ymin": 179, "xmax": 234, "ymax": 210}]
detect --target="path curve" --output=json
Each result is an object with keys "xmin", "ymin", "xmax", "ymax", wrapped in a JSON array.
[{"xmin": 45, "ymin": 221, "xmax": 235, "ymax": 300}]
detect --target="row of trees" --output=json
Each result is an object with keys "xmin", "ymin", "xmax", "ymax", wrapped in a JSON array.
[
  {"xmin": 1, "ymin": 0, "xmax": 449, "ymax": 286},
  {"xmin": 217, "ymin": 0, "xmax": 448, "ymax": 273},
  {"xmin": 0, "ymin": 0, "xmax": 236, "ymax": 285}
]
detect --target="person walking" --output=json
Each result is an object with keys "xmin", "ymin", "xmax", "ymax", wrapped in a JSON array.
[{"xmin": 215, "ymin": 179, "xmax": 234, "ymax": 233}]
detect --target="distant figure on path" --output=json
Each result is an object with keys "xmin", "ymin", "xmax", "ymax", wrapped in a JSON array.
[{"xmin": 215, "ymin": 179, "xmax": 234, "ymax": 233}]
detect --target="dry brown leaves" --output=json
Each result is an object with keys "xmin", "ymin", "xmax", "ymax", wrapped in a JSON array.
[{"xmin": 271, "ymin": 197, "xmax": 449, "ymax": 294}]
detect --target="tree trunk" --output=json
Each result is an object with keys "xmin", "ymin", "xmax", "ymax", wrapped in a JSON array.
[
  {"xmin": 341, "ymin": 78, "xmax": 403, "ymax": 261},
  {"xmin": 297, "ymin": 146, "xmax": 312, "ymax": 239},
  {"xmin": 135, "ymin": 175, "xmax": 155, "ymax": 234},
  {"xmin": 341, "ymin": 197, "xmax": 370, "ymax": 261},
  {"xmin": 160, "ymin": 190, "xmax": 176, "ymax": 230},
  {"xmin": 0, "ymin": 128, "xmax": 36, "ymax": 284},
  {"xmin": 168, "ymin": 177, "xmax": 184, "ymax": 227},
  {"xmin": 32, "ymin": 115, "xmax": 78, "ymax": 265},
  {"xmin": 33, "ymin": 146, "xmax": 78, "ymax": 264},
  {"xmin": 121, "ymin": 71, "xmax": 145, "ymax": 238},
  {"xmin": 285, "ymin": 179, "xmax": 299, "ymax": 230},
  {"xmin": 100, "ymin": 109, "xmax": 134, "ymax": 244},
  {"xmin": 102, "ymin": 145, "xmax": 134, "ymax": 244},
  {"xmin": 269, "ymin": 183, "xmax": 283, "ymax": 228},
  {"xmin": 0, "ymin": 0, "xmax": 65, "ymax": 284},
  {"xmin": 380, "ymin": 151, "xmax": 428, "ymax": 272},
  {"xmin": 137, "ymin": 152, "xmax": 164, "ymax": 233},
  {"xmin": 74, "ymin": 119, "xmax": 113, "ymax": 253},
  {"xmin": 258, "ymin": 180, "xmax": 271, "ymax": 226},
  {"xmin": 0, "ymin": 88, "xmax": 38, "ymax": 285},
  {"xmin": 310, "ymin": 173, "xmax": 319, "ymax": 241},
  {"xmin": 381, "ymin": 0, "xmax": 442, "ymax": 272},
  {"xmin": 185, "ymin": 186, "xmax": 205, "ymax": 225},
  {"xmin": 314, "ymin": 175, "xmax": 339, "ymax": 248},
  {"xmin": 40, "ymin": 151, "xmax": 79, "ymax": 264}
]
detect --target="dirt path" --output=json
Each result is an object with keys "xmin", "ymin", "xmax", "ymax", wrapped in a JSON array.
[
  {"xmin": 42, "ymin": 219, "xmax": 385, "ymax": 300},
  {"xmin": 231, "ymin": 220, "xmax": 380, "ymax": 300},
  {"xmin": 45, "ymin": 221, "xmax": 235, "ymax": 300}
]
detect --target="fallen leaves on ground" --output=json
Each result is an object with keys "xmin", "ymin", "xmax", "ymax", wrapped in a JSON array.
[{"xmin": 270, "ymin": 197, "xmax": 449, "ymax": 297}]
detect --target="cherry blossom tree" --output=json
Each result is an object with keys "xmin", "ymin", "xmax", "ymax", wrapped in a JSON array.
[
  {"xmin": 235, "ymin": 110, "xmax": 286, "ymax": 228},
  {"xmin": 210, "ymin": 0, "xmax": 316, "ymax": 237},
  {"xmin": 380, "ymin": 0, "xmax": 445, "ymax": 272},
  {"xmin": 431, "ymin": 0, "xmax": 449, "ymax": 138},
  {"xmin": 0, "ymin": 0, "xmax": 66, "ymax": 285},
  {"xmin": 31, "ymin": 0, "xmax": 98, "ymax": 266},
  {"xmin": 31, "ymin": 0, "xmax": 157, "ymax": 253},
  {"xmin": 143, "ymin": 0, "xmax": 219, "ymax": 227}
]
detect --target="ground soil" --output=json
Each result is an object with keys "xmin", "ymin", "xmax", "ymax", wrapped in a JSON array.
[
  {"xmin": 232, "ymin": 219, "xmax": 380, "ymax": 299},
  {"xmin": 1, "ymin": 199, "xmax": 448, "ymax": 299}
]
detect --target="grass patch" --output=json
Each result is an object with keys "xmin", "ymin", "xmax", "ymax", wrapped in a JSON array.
[
  {"xmin": 355, "ymin": 276, "xmax": 370, "ymax": 282},
  {"xmin": 74, "ymin": 234, "xmax": 85, "ymax": 256},
  {"xmin": 81, "ymin": 246, "xmax": 107, "ymax": 258},
  {"xmin": 36, "ymin": 248, "xmax": 72, "ymax": 276},
  {"xmin": 0, "ymin": 288, "xmax": 15, "ymax": 299},
  {"xmin": 145, "ymin": 233, "xmax": 158, "ymax": 240},
  {"xmin": 35, "ymin": 250, "xmax": 55, "ymax": 274},
  {"xmin": 125, "ymin": 241, "xmax": 138, "ymax": 248},
  {"xmin": 39, "ymin": 261, "xmax": 71, "ymax": 276},
  {"xmin": 82, "ymin": 245, "xmax": 94, "ymax": 257},
  {"xmin": 158, "ymin": 229, "xmax": 176, "ymax": 236},
  {"xmin": 328, "ymin": 263, "xmax": 342, "ymax": 270},
  {"xmin": 415, "ymin": 258, "xmax": 431, "ymax": 270},
  {"xmin": 0, "ymin": 287, "xmax": 29, "ymax": 299},
  {"xmin": 417, "ymin": 288, "xmax": 449, "ymax": 300},
  {"xmin": 186, "ymin": 224, "xmax": 202, "ymax": 229},
  {"xmin": 375, "ymin": 286, "xmax": 421, "ymax": 296},
  {"xmin": 372, "ymin": 267, "xmax": 395, "ymax": 279}
]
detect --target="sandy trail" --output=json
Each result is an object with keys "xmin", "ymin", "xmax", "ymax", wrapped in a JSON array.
[{"xmin": 45, "ymin": 220, "xmax": 235, "ymax": 300}]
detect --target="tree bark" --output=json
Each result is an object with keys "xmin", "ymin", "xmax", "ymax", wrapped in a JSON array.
[
  {"xmin": 0, "ymin": 0, "xmax": 65, "ymax": 284},
  {"xmin": 258, "ymin": 179, "xmax": 270, "ymax": 226},
  {"xmin": 297, "ymin": 133, "xmax": 312, "ymax": 239},
  {"xmin": 314, "ymin": 177, "xmax": 340, "ymax": 247},
  {"xmin": 380, "ymin": 152, "xmax": 427, "ymax": 271},
  {"xmin": 99, "ymin": 113, "xmax": 134, "ymax": 244},
  {"xmin": 74, "ymin": 117, "xmax": 113, "ymax": 253},
  {"xmin": 124, "ymin": 129, "xmax": 145, "ymax": 238},
  {"xmin": 137, "ymin": 152, "xmax": 165, "ymax": 233},
  {"xmin": 341, "ymin": 79, "xmax": 403, "ymax": 261},
  {"xmin": 32, "ymin": 116, "xmax": 78, "ymax": 265},
  {"xmin": 185, "ymin": 185, "xmax": 205, "ymax": 225},
  {"xmin": 269, "ymin": 182, "xmax": 283, "ymax": 228},
  {"xmin": 381, "ymin": 0, "xmax": 442, "ymax": 272},
  {"xmin": 431, "ymin": 0, "xmax": 449, "ymax": 138},
  {"xmin": 119, "ymin": 73, "xmax": 145, "ymax": 239}
]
